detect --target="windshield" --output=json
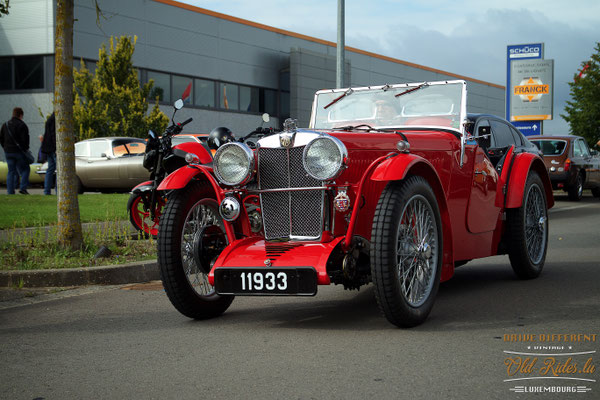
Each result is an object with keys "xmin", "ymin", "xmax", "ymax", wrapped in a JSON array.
[
  {"xmin": 531, "ymin": 140, "xmax": 567, "ymax": 156},
  {"xmin": 310, "ymin": 80, "xmax": 466, "ymax": 133}
]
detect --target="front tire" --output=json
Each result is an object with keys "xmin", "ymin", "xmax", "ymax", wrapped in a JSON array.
[
  {"xmin": 158, "ymin": 181, "xmax": 234, "ymax": 319},
  {"xmin": 371, "ymin": 176, "xmax": 443, "ymax": 328},
  {"xmin": 567, "ymin": 173, "xmax": 583, "ymax": 201},
  {"xmin": 506, "ymin": 171, "xmax": 548, "ymax": 279},
  {"xmin": 127, "ymin": 191, "xmax": 164, "ymax": 237}
]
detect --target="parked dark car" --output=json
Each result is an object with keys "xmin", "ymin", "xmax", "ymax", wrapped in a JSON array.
[{"xmin": 529, "ymin": 135, "xmax": 600, "ymax": 200}]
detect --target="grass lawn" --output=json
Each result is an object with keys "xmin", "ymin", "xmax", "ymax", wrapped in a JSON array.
[{"xmin": 0, "ymin": 193, "xmax": 129, "ymax": 229}]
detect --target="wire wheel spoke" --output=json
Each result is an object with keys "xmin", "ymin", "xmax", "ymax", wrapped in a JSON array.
[
  {"xmin": 180, "ymin": 200, "xmax": 225, "ymax": 296},
  {"xmin": 524, "ymin": 184, "xmax": 546, "ymax": 264},
  {"xmin": 396, "ymin": 195, "xmax": 438, "ymax": 307}
]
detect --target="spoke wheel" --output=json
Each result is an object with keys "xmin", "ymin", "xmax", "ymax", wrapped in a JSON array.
[
  {"xmin": 371, "ymin": 176, "xmax": 442, "ymax": 328},
  {"xmin": 507, "ymin": 171, "xmax": 548, "ymax": 279},
  {"xmin": 158, "ymin": 181, "xmax": 234, "ymax": 319},
  {"xmin": 128, "ymin": 192, "xmax": 165, "ymax": 236}
]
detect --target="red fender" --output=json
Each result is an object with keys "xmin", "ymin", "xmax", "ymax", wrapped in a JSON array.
[
  {"xmin": 505, "ymin": 153, "xmax": 554, "ymax": 209},
  {"xmin": 131, "ymin": 180, "xmax": 153, "ymax": 192},
  {"xmin": 157, "ymin": 164, "xmax": 236, "ymax": 242},
  {"xmin": 371, "ymin": 153, "xmax": 455, "ymax": 282},
  {"xmin": 371, "ymin": 153, "xmax": 425, "ymax": 181},
  {"xmin": 172, "ymin": 141, "xmax": 212, "ymax": 164}
]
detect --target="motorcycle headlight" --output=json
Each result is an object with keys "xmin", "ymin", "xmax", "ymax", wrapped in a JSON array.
[
  {"xmin": 303, "ymin": 136, "xmax": 347, "ymax": 181},
  {"xmin": 213, "ymin": 142, "xmax": 254, "ymax": 186}
]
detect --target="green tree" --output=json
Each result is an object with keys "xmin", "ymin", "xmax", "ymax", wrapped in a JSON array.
[
  {"xmin": 0, "ymin": 0, "xmax": 10, "ymax": 17},
  {"xmin": 562, "ymin": 42, "xmax": 600, "ymax": 148},
  {"xmin": 73, "ymin": 36, "xmax": 168, "ymax": 140}
]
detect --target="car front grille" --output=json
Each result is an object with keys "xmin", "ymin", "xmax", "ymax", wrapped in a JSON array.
[{"xmin": 258, "ymin": 146, "xmax": 324, "ymax": 240}]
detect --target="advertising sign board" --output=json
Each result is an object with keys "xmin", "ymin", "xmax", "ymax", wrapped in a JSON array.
[
  {"xmin": 510, "ymin": 59, "xmax": 554, "ymax": 121},
  {"xmin": 506, "ymin": 43, "xmax": 543, "ymax": 121},
  {"xmin": 512, "ymin": 120, "xmax": 541, "ymax": 136}
]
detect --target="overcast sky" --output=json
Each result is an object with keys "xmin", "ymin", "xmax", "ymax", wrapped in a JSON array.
[{"xmin": 182, "ymin": 0, "xmax": 599, "ymax": 135}]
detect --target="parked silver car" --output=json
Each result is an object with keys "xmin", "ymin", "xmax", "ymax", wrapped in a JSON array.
[{"xmin": 37, "ymin": 137, "xmax": 149, "ymax": 193}]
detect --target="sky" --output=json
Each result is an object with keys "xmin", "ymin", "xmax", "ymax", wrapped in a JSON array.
[{"xmin": 182, "ymin": 0, "xmax": 600, "ymax": 135}]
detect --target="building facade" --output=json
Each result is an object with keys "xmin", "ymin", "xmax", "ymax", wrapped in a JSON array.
[{"xmin": 0, "ymin": 0, "xmax": 505, "ymax": 161}]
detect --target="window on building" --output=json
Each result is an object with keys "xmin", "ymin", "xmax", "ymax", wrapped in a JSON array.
[
  {"xmin": 220, "ymin": 82, "xmax": 239, "ymax": 110},
  {"xmin": 261, "ymin": 89, "xmax": 277, "ymax": 116},
  {"xmin": 240, "ymin": 85, "xmax": 259, "ymax": 113},
  {"xmin": 280, "ymin": 92, "xmax": 290, "ymax": 119},
  {"xmin": 195, "ymin": 79, "xmax": 215, "ymax": 108},
  {"xmin": 147, "ymin": 71, "xmax": 170, "ymax": 102},
  {"xmin": 14, "ymin": 56, "xmax": 44, "ymax": 90},
  {"xmin": 172, "ymin": 75, "xmax": 193, "ymax": 104},
  {"xmin": 0, "ymin": 59, "xmax": 12, "ymax": 90}
]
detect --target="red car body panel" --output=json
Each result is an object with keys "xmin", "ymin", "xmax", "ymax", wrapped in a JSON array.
[{"xmin": 199, "ymin": 127, "xmax": 551, "ymax": 286}]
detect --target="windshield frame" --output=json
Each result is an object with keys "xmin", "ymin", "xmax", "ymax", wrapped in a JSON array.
[{"xmin": 309, "ymin": 80, "xmax": 468, "ymax": 137}]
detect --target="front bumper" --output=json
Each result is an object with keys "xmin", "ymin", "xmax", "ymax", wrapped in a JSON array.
[{"xmin": 208, "ymin": 236, "xmax": 345, "ymax": 289}]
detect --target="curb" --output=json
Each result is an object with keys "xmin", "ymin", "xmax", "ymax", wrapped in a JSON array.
[{"xmin": 0, "ymin": 260, "xmax": 160, "ymax": 288}]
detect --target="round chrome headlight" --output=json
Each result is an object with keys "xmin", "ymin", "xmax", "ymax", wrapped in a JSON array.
[
  {"xmin": 303, "ymin": 136, "xmax": 347, "ymax": 181},
  {"xmin": 213, "ymin": 142, "xmax": 254, "ymax": 186}
]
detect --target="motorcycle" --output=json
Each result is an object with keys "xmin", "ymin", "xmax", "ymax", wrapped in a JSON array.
[
  {"xmin": 155, "ymin": 114, "xmax": 274, "ymax": 318},
  {"xmin": 128, "ymin": 88, "xmax": 212, "ymax": 236}
]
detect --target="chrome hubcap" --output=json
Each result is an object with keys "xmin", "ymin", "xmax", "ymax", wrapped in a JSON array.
[{"xmin": 396, "ymin": 195, "xmax": 438, "ymax": 307}]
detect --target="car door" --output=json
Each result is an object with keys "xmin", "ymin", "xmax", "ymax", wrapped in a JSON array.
[
  {"xmin": 85, "ymin": 139, "xmax": 120, "ymax": 188},
  {"xmin": 578, "ymin": 139, "xmax": 600, "ymax": 186},
  {"xmin": 466, "ymin": 118, "xmax": 501, "ymax": 233}
]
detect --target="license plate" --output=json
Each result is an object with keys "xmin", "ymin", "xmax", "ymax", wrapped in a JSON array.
[{"xmin": 214, "ymin": 268, "xmax": 317, "ymax": 296}]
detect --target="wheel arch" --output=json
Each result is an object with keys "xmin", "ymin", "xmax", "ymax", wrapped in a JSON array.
[
  {"xmin": 506, "ymin": 154, "xmax": 554, "ymax": 209},
  {"xmin": 372, "ymin": 156, "xmax": 455, "ymax": 282}
]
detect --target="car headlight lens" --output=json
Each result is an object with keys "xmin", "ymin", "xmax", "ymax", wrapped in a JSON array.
[
  {"xmin": 303, "ymin": 136, "xmax": 347, "ymax": 181},
  {"xmin": 213, "ymin": 143, "xmax": 254, "ymax": 186}
]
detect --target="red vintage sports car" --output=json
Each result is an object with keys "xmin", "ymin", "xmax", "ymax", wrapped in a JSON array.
[{"xmin": 156, "ymin": 80, "xmax": 554, "ymax": 327}]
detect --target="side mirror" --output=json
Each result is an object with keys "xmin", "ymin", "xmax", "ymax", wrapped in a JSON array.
[
  {"xmin": 477, "ymin": 126, "xmax": 491, "ymax": 149},
  {"xmin": 100, "ymin": 153, "xmax": 108, "ymax": 159},
  {"xmin": 262, "ymin": 113, "xmax": 270, "ymax": 123},
  {"xmin": 174, "ymin": 99, "xmax": 184, "ymax": 110},
  {"xmin": 148, "ymin": 130, "xmax": 156, "ymax": 139}
]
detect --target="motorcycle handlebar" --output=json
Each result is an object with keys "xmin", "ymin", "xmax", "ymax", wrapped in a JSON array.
[{"xmin": 180, "ymin": 117, "xmax": 193, "ymax": 127}]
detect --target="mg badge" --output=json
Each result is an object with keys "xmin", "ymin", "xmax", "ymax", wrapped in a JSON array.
[
  {"xmin": 334, "ymin": 190, "xmax": 351, "ymax": 213},
  {"xmin": 280, "ymin": 132, "xmax": 294, "ymax": 148}
]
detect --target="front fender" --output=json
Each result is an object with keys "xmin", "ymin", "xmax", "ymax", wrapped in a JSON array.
[
  {"xmin": 371, "ymin": 153, "xmax": 425, "ymax": 182},
  {"xmin": 131, "ymin": 180, "xmax": 153, "ymax": 194},
  {"xmin": 505, "ymin": 153, "xmax": 554, "ymax": 209}
]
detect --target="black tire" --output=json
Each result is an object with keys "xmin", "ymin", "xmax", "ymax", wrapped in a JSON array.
[
  {"xmin": 158, "ymin": 180, "xmax": 234, "ymax": 319},
  {"xmin": 371, "ymin": 176, "xmax": 443, "ymax": 328},
  {"xmin": 592, "ymin": 187, "xmax": 600, "ymax": 198},
  {"xmin": 506, "ymin": 171, "xmax": 548, "ymax": 279},
  {"xmin": 567, "ymin": 173, "xmax": 583, "ymax": 201}
]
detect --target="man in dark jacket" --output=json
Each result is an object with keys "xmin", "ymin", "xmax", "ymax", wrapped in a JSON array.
[
  {"xmin": 0, "ymin": 107, "xmax": 30, "ymax": 194},
  {"xmin": 41, "ymin": 112, "xmax": 56, "ymax": 195}
]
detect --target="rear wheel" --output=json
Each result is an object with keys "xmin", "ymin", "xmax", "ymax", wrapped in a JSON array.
[
  {"xmin": 567, "ymin": 173, "xmax": 583, "ymax": 201},
  {"xmin": 158, "ymin": 180, "xmax": 234, "ymax": 319},
  {"xmin": 506, "ymin": 171, "xmax": 548, "ymax": 279},
  {"xmin": 371, "ymin": 176, "xmax": 442, "ymax": 328}
]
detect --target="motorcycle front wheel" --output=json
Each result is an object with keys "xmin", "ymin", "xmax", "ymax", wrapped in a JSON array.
[{"xmin": 157, "ymin": 180, "xmax": 234, "ymax": 319}]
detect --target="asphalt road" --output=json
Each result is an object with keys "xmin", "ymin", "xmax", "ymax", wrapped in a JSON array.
[{"xmin": 1, "ymin": 193, "xmax": 599, "ymax": 400}]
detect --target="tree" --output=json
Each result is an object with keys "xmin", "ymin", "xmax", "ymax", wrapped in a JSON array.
[
  {"xmin": 0, "ymin": 0, "xmax": 9, "ymax": 17},
  {"xmin": 562, "ymin": 42, "xmax": 600, "ymax": 148},
  {"xmin": 55, "ymin": 0, "xmax": 83, "ymax": 250},
  {"xmin": 73, "ymin": 36, "xmax": 168, "ymax": 140}
]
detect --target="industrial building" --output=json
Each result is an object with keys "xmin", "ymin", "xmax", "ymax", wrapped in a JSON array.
[{"xmin": 0, "ymin": 0, "xmax": 505, "ymax": 160}]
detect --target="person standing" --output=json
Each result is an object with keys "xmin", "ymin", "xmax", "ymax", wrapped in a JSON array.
[
  {"xmin": 0, "ymin": 107, "xmax": 31, "ymax": 194},
  {"xmin": 41, "ymin": 112, "xmax": 56, "ymax": 195}
]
